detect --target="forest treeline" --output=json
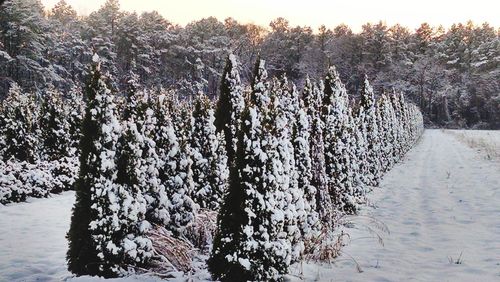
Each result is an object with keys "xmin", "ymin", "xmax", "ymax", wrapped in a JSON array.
[{"xmin": 0, "ymin": 0, "xmax": 498, "ymax": 128}]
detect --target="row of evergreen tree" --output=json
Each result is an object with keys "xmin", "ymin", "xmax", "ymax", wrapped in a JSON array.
[
  {"xmin": 208, "ymin": 56, "xmax": 423, "ymax": 281},
  {"xmin": 0, "ymin": 83, "xmax": 82, "ymax": 203},
  {"xmin": 66, "ymin": 54, "xmax": 231, "ymax": 277},
  {"xmin": 58, "ymin": 53, "xmax": 423, "ymax": 279}
]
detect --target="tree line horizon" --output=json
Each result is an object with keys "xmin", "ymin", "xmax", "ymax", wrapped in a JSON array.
[{"xmin": 0, "ymin": 0, "xmax": 498, "ymax": 129}]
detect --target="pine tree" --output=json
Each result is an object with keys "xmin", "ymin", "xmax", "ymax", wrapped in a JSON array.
[
  {"xmin": 389, "ymin": 92, "xmax": 404, "ymax": 161},
  {"xmin": 214, "ymin": 54, "xmax": 245, "ymax": 165},
  {"xmin": 139, "ymin": 91, "xmax": 169, "ymax": 227},
  {"xmin": 67, "ymin": 55, "xmax": 151, "ymax": 277},
  {"xmin": 115, "ymin": 72, "xmax": 169, "ymax": 230},
  {"xmin": 268, "ymin": 76, "xmax": 304, "ymax": 263},
  {"xmin": 376, "ymin": 94, "xmax": 395, "ymax": 172},
  {"xmin": 191, "ymin": 93, "xmax": 229, "ymax": 210},
  {"xmin": 250, "ymin": 57, "xmax": 271, "ymax": 109},
  {"xmin": 151, "ymin": 93, "xmax": 178, "ymax": 226}
]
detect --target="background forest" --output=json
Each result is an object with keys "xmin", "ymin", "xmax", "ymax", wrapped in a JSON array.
[{"xmin": 0, "ymin": 0, "xmax": 499, "ymax": 128}]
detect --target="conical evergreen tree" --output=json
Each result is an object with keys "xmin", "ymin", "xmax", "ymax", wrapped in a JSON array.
[
  {"xmin": 67, "ymin": 55, "xmax": 151, "ymax": 277},
  {"xmin": 65, "ymin": 85, "xmax": 85, "ymax": 157},
  {"xmin": 322, "ymin": 66, "xmax": 359, "ymax": 214},
  {"xmin": 389, "ymin": 92, "xmax": 404, "ymax": 161},
  {"xmin": 115, "ymin": 72, "xmax": 167, "ymax": 239},
  {"xmin": 151, "ymin": 93, "xmax": 178, "ymax": 226},
  {"xmin": 268, "ymin": 76, "xmax": 304, "ymax": 263},
  {"xmin": 292, "ymin": 105, "xmax": 321, "ymax": 245},
  {"xmin": 0, "ymin": 83, "xmax": 38, "ymax": 163},
  {"xmin": 376, "ymin": 94, "xmax": 395, "ymax": 172},
  {"xmin": 250, "ymin": 56, "xmax": 271, "ymax": 109},
  {"xmin": 166, "ymin": 102, "xmax": 196, "ymax": 235},
  {"xmin": 39, "ymin": 86, "xmax": 71, "ymax": 161},
  {"xmin": 214, "ymin": 54, "xmax": 245, "ymax": 165},
  {"xmin": 302, "ymin": 79, "xmax": 333, "ymax": 225},
  {"xmin": 357, "ymin": 75, "xmax": 381, "ymax": 186},
  {"xmin": 191, "ymin": 93, "xmax": 229, "ymax": 210},
  {"xmin": 137, "ymin": 89, "xmax": 169, "ymax": 227},
  {"xmin": 209, "ymin": 102, "xmax": 289, "ymax": 281}
]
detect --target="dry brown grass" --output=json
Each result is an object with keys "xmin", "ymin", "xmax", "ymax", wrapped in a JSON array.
[
  {"xmin": 147, "ymin": 225, "xmax": 195, "ymax": 273},
  {"xmin": 185, "ymin": 209, "xmax": 218, "ymax": 250},
  {"xmin": 303, "ymin": 227, "xmax": 348, "ymax": 263},
  {"xmin": 445, "ymin": 130, "xmax": 500, "ymax": 160}
]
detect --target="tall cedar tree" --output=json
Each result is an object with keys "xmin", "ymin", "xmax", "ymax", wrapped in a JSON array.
[
  {"xmin": 357, "ymin": 75, "xmax": 381, "ymax": 186},
  {"xmin": 0, "ymin": 83, "xmax": 38, "ymax": 163},
  {"xmin": 191, "ymin": 93, "xmax": 228, "ymax": 210},
  {"xmin": 303, "ymin": 79, "xmax": 334, "ymax": 225},
  {"xmin": 269, "ymin": 76, "xmax": 304, "ymax": 263},
  {"xmin": 67, "ymin": 55, "xmax": 133, "ymax": 277},
  {"xmin": 65, "ymin": 85, "xmax": 85, "ymax": 156},
  {"xmin": 167, "ymin": 102, "xmax": 196, "ymax": 235},
  {"xmin": 322, "ymin": 66, "xmax": 359, "ymax": 214},
  {"xmin": 39, "ymin": 87, "xmax": 71, "ymax": 161},
  {"xmin": 67, "ymin": 55, "xmax": 107, "ymax": 276},
  {"xmin": 293, "ymin": 105, "xmax": 321, "ymax": 243},
  {"xmin": 209, "ymin": 104, "xmax": 289, "ymax": 281},
  {"xmin": 214, "ymin": 54, "xmax": 244, "ymax": 165},
  {"xmin": 208, "ymin": 107, "xmax": 257, "ymax": 281}
]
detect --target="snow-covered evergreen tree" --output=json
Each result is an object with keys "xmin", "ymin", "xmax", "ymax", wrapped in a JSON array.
[
  {"xmin": 165, "ymin": 102, "xmax": 197, "ymax": 235},
  {"xmin": 357, "ymin": 75, "xmax": 382, "ymax": 186},
  {"xmin": 0, "ymin": 83, "xmax": 38, "ymax": 163},
  {"xmin": 214, "ymin": 54, "xmax": 245, "ymax": 165},
  {"xmin": 209, "ymin": 104, "xmax": 290, "ymax": 281},
  {"xmin": 292, "ymin": 106, "xmax": 321, "ymax": 243},
  {"xmin": 191, "ymin": 93, "xmax": 229, "ymax": 210},
  {"xmin": 376, "ymin": 94, "xmax": 396, "ymax": 172},
  {"xmin": 137, "ymin": 89, "xmax": 170, "ymax": 229},
  {"xmin": 67, "ymin": 55, "xmax": 152, "ymax": 278},
  {"xmin": 267, "ymin": 76, "xmax": 305, "ymax": 263},
  {"xmin": 65, "ymin": 85, "xmax": 85, "ymax": 156},
  {"xmin": 250, "ymin": 57, "xmax": 272, "ymax": 110},
  {"xmin": 151, "ymin": 93, "xmax": 179, "ymax": 226},
  {"xmin": 39, "ymin": 86, "xmax": 71, "ymax": 161},
  {"xmin": 115, "ymin": 72, "xmax": 169, "ymax": 232},
  {"xmin": 322, "ymin": 66, "xmax": 359, "ymax": 214},
  {"xmin": 302, "ymin": 78, "xmax": 334, "ymax": 225}
]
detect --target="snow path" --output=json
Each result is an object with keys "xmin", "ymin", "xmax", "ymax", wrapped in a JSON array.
[
  {"xmin": 290, "ymin": 129, "xmax": 500, "ymax": 281},
  {"xmin": 0, "ymin": 191, "xmax": 75, "ymax": 281}
]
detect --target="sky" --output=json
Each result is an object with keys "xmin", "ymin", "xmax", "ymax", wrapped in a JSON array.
[{"xmin": 40, "ymin": 0, "xmax": 500, "ymax": 31}]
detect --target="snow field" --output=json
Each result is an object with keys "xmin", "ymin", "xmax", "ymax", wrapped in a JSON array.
[
  {"xmin": 288, "ymin": 129, "xmax": 500, "ymax": 281},
  {"xmin": 0, "ymin": 192, "xmax": 75, "ymax": 281}
]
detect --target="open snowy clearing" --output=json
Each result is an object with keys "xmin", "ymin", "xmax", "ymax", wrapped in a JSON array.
[{"xmin": 1, "ymin": 129, "xmax": 499, "ymax": 281}]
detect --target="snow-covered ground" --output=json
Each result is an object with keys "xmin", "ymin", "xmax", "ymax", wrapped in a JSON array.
[
  {"xmin": 0, "ymin": 191, "xmax": 75, "ymax": 281},
  {"xmin": 289, "ymin": 129, "xmax": 500, "ymax": 281},
  {"xmin": 1, "ymin": 129, "xmax": 499, "ymax": 281}
]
